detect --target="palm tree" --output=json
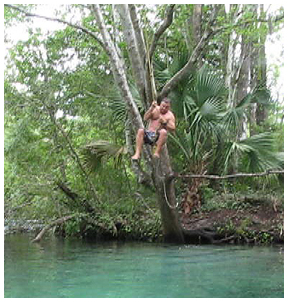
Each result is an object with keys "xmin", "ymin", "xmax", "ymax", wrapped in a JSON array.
[
  {"xmin": 155, "ymin": 57, "xmax": 282, "ymax": 214},
  {"xmin": 83, "ymin": 55, "xmax": 282, "ymax": 215}
]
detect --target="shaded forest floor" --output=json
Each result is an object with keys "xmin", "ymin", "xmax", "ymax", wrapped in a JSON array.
[{"xmin": 180, "ymin": 200, "xmax": 284, "ymax": 244}]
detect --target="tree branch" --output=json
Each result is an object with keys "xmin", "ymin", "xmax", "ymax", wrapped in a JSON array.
[
  {"xmin": 158, "ymin": 5, "xmax": 219, "ymax": 100},
  {"xmin": 149, "ymin": 4, "xmax": 175, "ymax": 61},
  {"xmin": 4, "ymin": 4, "xmax": 105, "ymax": 49},
  {"xmin": 213, "ymin": 13, "xmax": 284, "ymax": 37},
  {"xmin": 91, "ymin": 4, "xmax": 145, "ymax": 131},
  {"xmin": 31, "ymin": 215, "xmax": 75, "ymax": 243},
  {"xmin": 128, "ymin": 4, "xmax": 147, "ymax": 68},
  {"xmin": 116, "ymin": 4, "xmax": 147, "ymax": 107},
  {"xmin": 171, "ymin": 170, "xmax": 284, "ymax": 180},
  {"xmin": 158, "ymin": 6, "xmax": 284, "ymax": 101}
]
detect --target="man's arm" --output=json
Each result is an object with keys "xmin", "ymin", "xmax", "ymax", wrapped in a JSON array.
[
  {"xmin": 167, "ymin": 115, "xmax": 176, "ymax": 131},
  {"xmin": 159, "ymin": 113, "xmax": 176, "ymax": 132},
  {"xmin": 144, "ymin": 101, "xmax": 158, "ymax": 121}
]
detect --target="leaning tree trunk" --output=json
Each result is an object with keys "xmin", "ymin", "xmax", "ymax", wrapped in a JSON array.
[{"xmin": 93, "ymin": 4, "xmax": 184, "ymax": 243}]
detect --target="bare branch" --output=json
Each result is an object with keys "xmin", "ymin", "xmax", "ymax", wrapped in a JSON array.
[
  {"xmin": 171, "ymin": 170, "xmax": 284, "ymax": 180},
  {"xmin": 149, "ymin": 4, "xmax": 175, "ymax": 61},
  {"xmin": 4, "ymin": 4, "xmax": 105, "ymax": 49},
  {"xmin": 31, "ymin": 215, "xmax": 75, "ymax": 242}
]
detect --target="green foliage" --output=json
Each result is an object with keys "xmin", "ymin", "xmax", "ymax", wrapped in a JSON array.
[
  {"xmin": 4, "ymin": 4, "xmax": 284, "ymax": 241},
  {"xmin": 82, "ymin": 141, "xmax": 127, "ymax": 171},
  {"xmin": 156, "ymin": 56, "xmax": 282, "ymax": 181}
]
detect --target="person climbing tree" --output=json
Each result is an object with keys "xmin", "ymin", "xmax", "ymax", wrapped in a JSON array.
[{"xmin": 132, "ymin": 98, "xmax": 176, "ymax": 159}]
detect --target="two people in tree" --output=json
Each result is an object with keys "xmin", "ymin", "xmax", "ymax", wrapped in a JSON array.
[{"xmin": 132, "ymin": 98, "xmax": 175, "ymax": 159}]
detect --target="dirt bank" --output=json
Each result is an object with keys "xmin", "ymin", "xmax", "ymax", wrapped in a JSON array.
[{"xmin": 180, "ymin": 202, "xmax": 284, "ymax": 244}]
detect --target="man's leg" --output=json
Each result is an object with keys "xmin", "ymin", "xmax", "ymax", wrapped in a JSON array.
[
  {"xmin": 154, "ymin": 129, "xmax": 167, "ymax": 158},
  {"xmin": 132, "ymin": 128, "xmax": 145, "ymax": 160}
]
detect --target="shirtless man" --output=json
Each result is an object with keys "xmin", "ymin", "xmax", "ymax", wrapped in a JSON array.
[{"xmin": 132, "ymin": 98, "xmax": 176, "ymax": 159}]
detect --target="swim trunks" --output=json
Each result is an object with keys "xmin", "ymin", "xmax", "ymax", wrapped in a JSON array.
[{"xmin": 144, "ymin": 130, "xmax": 159, "ymax": 146}]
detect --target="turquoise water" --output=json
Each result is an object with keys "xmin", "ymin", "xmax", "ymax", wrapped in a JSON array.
[{"xmin": 4, "ymin": 233, "xmax": 284, "ymax": 298}]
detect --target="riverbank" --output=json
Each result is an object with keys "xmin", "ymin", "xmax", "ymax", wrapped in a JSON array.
[
  {"xmin": 5, "ymin": 205, "xmax": 283, "ymax": 246},
  {"xmin": 181, "ymin": 203, "xmax": 283, "ymax": 244},
  {"xmin": 5, "ymin": 192, "xmax": 284, "ymax": 245},
  {"xmin": 180, "ymin": 190, "xmax": 284, "ymax": 244}
]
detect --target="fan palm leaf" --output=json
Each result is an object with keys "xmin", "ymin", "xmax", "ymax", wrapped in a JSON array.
[
  {"xmin": 222, "ymin": 132, "xmax": 282, "ymax": 173},
  {"xmin": 82, "ymin": 140, "xmax": 127, "ymax": 172},
  {"xmin": 222, "ymin": 87, "xmax": 271, "ymax": 134},
  {"xmin": 108, "ymin": 82, "xmax": 144, "ymax": 124}
]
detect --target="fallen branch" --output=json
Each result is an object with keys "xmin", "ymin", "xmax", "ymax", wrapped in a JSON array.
[
  {"xmin": 31, "ymin": 215, "xmax": 75, "ymax": 243},
  {"xmin": 171, "ymin": 170, "xmax": 284, "ymax": 180}
]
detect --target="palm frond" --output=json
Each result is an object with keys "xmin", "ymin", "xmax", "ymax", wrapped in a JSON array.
[
  {"xmin": 251, "ymin": 86, "xmax": 271, "ymax": 105},
  {"xmin": 222, "ymin": 133, "xmax": 282, "ymax": 173},
  {"xmin": 239, "ymin": 133, "xmax": 282, "ymax": 172},
  {"xmin": 108, "ymin": 81, "xmax": 144, "ymax": 124},
  {"xmin": 195, "ymin": 65, "xmax": 226, "ymax": 108},
  {"xmin": 110, "ymin": 97, "xmax": 127, "ymax": 122},
  {"xmin": 169, "ymin": 132, "xmax": 192, "ymax": 161},
  {"xmin": 223, "ymin": 87, "xmax": 271, "ymax": 133},
  {"xmin": 82, "ymin": 140, "xmax": 127, "ymax": 172},
  {"xmin": 154, "ymin": 52, "xmax": 189, "ymax": 88}
]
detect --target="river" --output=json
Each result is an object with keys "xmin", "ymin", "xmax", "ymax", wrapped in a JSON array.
[{"xmin": 4, "ymin": 233, "xmax": 284, "ymax": 298}]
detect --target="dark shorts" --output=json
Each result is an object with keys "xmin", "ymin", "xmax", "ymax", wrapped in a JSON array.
[{"xmin": 144, "ymin": 130, "xmax": 159, "ymax": 146}]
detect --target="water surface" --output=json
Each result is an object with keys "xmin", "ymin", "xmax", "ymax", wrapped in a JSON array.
[{"xmin": 4, "ymin": 233, "xmax": 284, "ymax": 298}]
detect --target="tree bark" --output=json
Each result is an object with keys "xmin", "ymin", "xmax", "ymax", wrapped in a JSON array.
[
  {"xmin": 236, "ymin": 25, "xmax": 251, "ymax": 140},
  {"xmin": 152, "ymin": 148, "xmax": 184, "ymax": 243},
  {"xmin": 116, "ymin": 5, "xmax": 147, "ymax": 109},
  {"xmin": 185, "ymin": 5, "xmax": 202, "ymax": 55},
  {"xmin": 225, "ymin": 5, "xmax": 240, "ymax": 108},
  {"xmin": 255, "ymin": 4, "xmax": 268, "ymax": 126}
]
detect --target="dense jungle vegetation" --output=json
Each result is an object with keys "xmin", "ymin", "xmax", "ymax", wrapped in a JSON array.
[{"xmin": 4, "ymin": 4, "xmax": 284, "ymax": 244}]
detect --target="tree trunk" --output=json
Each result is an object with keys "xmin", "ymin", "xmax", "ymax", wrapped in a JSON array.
[
  {"xmin": 93, "ymin": 4, "xmax": 184, "ymax": 243},
  {"xmin": 225, "ymin": 4, "xmax": 240, "ymax": 108},
  {"xmin": 152, "ymin": 147, "xmax": 184, "ymax": 243},
  {"xmin": 115, "ymin": 5, "xmax": 147, "ymax": 109},
  {"xmin": 255, "ymin": 4, "xmax": 268, "ymax": 126},
  {"xmin": 236, "ymin": 29, "xmax": 251, "ymax": 140},
  {"xmin": 184, "ymin": 5, "xmax": 202, "ymax": 69}
]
